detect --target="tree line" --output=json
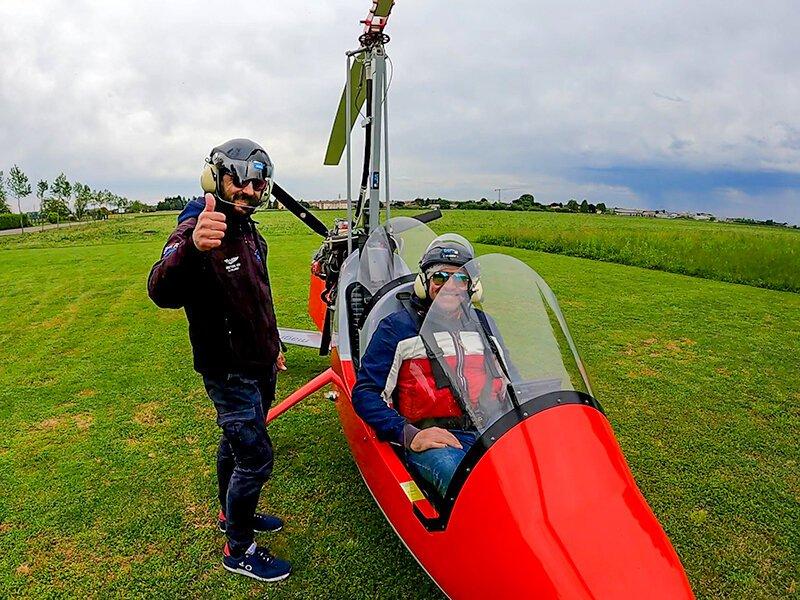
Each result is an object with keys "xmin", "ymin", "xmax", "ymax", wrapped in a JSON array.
[
  {"xmin": 395, "ymin": 194, "xmax": 608, "ymax": 214},
  {"xmin": 0, "ymin": 164, "xmax": 134, "ymax": 231},
  {"xmin": 726, "ymin": 217, "xmax": 798, "ymax": 230}
]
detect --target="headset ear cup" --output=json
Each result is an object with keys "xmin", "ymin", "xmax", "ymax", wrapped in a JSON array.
[
  {"xmin": 470, "ymin": 280, "xmax": 483, "ymax": 303},
  {"xmin": 413, "ymin": 273, "xmax": 427, "ymax": 300},
  {"xmin": 200, "ymin": 165, "xmax": 218, "ymax": 193}
]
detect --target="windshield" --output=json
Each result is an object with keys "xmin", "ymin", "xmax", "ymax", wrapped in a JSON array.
[
  {"xmin": 419, "ymin": 253, "xmax": 592, "ymax": 433},
  {"xmin": 357, "ymin": 216, "xmax": 438, "ymax": 294}
]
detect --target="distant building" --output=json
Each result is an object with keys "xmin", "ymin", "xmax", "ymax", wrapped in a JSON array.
[
  {"xmin": 613, "ymin": 207, "xmax": 719, "ymax": 220},
  {"xmin": 613, "ymin": 207, "xmax": 642, "ymax": 216},
  {"xmin": 304, "ymin": 200, "xmax": 350, "ymax": 210},
  {"xmin": 614, "ymin": 207, "xmax": 657, "ymax": 217}
]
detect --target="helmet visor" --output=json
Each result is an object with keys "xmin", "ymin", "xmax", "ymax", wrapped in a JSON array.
[
  {"xmin": 214, "ymin": 155, "xmax": 274, "ymax": 207},
  {"xmin": 223, "ymin": 157, "xmax": 273, "ymax": 186}
]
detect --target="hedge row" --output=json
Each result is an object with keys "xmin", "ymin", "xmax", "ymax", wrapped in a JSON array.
[{"xmin": 0, "ymin": 213, "xmax": 32, "ymax": 231}]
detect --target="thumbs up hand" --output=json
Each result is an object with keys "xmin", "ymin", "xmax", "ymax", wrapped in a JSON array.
[{"xmin": 192, "ymin": 193, "xmax": 227, "ymax": 251}]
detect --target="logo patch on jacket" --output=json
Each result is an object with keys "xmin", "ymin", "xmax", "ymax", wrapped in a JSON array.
[
  {"xmin": 224, "ymin": 255, "xmax": 241, "ymax": 273},
  {"xmin": 162, "ymin": 242, "xmax": 180, "ymax": 258}
]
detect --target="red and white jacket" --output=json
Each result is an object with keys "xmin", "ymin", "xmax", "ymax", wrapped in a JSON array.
[{"xmin": 352, "ymin": 299, "xmax": 507, "ymax": 444}]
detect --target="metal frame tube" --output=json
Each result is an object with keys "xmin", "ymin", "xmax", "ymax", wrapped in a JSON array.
[
  {"xmin": 266, "ymin": 368, "xmax": 342, "ymax": 423},
  {"xmin": 368, "ymin": 46, "xmax": 384, "ymax": 232},
  {"xmin": 383, "ymin": 56, "xmax": 390, "ymax": 222},
  {"xmin": 356, "ymin": 76, "xmax": 373, "ymax": 228},
  {"xmin": 345, "ymin": 54, "xmax": 353, "ymax": 253}
]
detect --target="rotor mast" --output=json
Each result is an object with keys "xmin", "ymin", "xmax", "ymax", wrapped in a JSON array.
[
  {"xmin": 325, "ymin": 1, "xmax": 395, "ymax": 237},
  {"xmin": 360, "ymin": 35, "xmax": 388, "ymax": 233}
]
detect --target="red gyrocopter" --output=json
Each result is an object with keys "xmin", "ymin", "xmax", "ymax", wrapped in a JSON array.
[{"xmin": 264, "ymin": 2, "xmax": 695, "ymax": 598}]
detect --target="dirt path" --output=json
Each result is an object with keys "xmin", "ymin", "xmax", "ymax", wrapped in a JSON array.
[{"xmin": 0, "ymin": 220, "xmax": 94, "ymax": 236}]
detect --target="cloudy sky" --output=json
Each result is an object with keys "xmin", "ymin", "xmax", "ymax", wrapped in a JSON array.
[{"xmin": 1, "ymin": 0, "xmax": 798, "ymax": 223}]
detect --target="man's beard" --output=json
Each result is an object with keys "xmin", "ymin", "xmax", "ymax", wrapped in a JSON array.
[{"xmin": 221, "ymin": 190, "xmax": 261, "ymax": 217}]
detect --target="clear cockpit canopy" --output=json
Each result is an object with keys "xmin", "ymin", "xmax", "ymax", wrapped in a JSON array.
[
  {"xmin": 420, "ymin": 253, "xmax": 593, "ymax": 433},
  {"xmin": 357, "ymin": 216, "xmax": 438, "ymax": 294}
]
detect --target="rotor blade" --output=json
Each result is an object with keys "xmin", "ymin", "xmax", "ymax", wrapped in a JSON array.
[
  {"xmin": 271, "ymin": 182, "xmax": 329, "ymax": 237},
  {"xmin": 362, "ymin": 0, "xmax": 395, "ymax": 31},
  {"xmin": 372, "ymin": 0, "xmax": 394, "ymax": 17},
  {"xmin": 324, "ymin": 57, "xmax": 366, "ymax": 166}
]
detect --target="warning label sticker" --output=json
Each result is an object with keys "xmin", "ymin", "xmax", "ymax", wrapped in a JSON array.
[{"xmin": 400, "ymin": 480, "xmax": 425, "ymax": 502}]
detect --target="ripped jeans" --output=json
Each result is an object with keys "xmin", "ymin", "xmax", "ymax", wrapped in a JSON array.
[{"xmin": 202, "ymin": 370, "xmax": 276, "ymax": 556}]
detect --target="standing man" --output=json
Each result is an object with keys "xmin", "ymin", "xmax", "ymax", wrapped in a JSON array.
[{"xmin": 148, "ymin": 139, "xmax": 291, "ymax": 582}]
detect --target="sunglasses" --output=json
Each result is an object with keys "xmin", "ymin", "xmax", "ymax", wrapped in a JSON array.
[
  {"xmin": 430, "ymin": 271, "xmax": 471, "ymax": 287},
  {"xmin": 228, "ymin": 172, "xmax": 269, "ymax": 193}
]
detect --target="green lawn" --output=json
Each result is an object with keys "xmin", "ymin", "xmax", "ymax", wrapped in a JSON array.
[
  {"xmin": 470, "ymin": 211, "xmax": 800, "ymax": 293},
  {"xmin": 1, "ymin": 212, "xmax": 798, "ymax": 598}
]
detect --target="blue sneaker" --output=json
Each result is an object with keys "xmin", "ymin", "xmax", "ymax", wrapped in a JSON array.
[
  {"xmin": 218, "ymin": 510, "xmax": 284, "ymax": 534},
  {"xmin": 223, "ymin": 542, "xmax": 291, "ymax": 582}
]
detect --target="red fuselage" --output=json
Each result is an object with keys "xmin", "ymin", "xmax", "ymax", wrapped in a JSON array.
[{"xmin": 330, "ymin": 351, "xmax": 694, "ymax": 599}]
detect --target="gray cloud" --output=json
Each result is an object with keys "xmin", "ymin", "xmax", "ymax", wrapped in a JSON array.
[{"xmin": 1, "ymin": 0, "xmax": 798, "ymax": 222}]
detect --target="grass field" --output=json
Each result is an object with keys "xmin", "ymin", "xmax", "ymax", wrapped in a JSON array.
[
  {"xmin": 470, "ymin": 212, "xmax": 800, "ymax": 293},
  {"xmin": 1, "ymin": 212, "xmax": 798, "ymax": 599}
]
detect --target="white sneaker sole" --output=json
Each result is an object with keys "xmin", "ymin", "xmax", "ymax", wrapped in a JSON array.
[
  {"xmin": 218, "ymin": 524, "xmax": 284, "ymax": 534},
  {"xmin": 261, "ymin": 525, "xmax": 283, "ymax": 533},
  {"xmin": 223, "ymin": 563, "xmax": 291, "ymax": 582}
]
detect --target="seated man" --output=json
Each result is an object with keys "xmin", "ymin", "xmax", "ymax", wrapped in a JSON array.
[{"xmin": 353, "ymin": 235, "xmax": 508, "ymax": 497}]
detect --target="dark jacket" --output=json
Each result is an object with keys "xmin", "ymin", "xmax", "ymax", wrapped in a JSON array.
[{"xmin": 147, "ymin": 199, "xmax": 280, "ymax": 376}]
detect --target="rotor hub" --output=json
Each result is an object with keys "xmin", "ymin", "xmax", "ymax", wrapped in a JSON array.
[{"xmin": 358, "ymin": 31, "xmax": 390, "ymax": 47}]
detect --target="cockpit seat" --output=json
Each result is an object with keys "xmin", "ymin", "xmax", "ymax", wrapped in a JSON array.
[{"xmin": 358, "ymin": 278, "xmax": 416, "ymax": 361}]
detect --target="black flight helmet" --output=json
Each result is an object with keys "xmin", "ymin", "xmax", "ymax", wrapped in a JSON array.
[
  {"xmin": 208, "ymin": 138, "xmax": 274, "ymax": 213},
  {"xmin": 419, "ymin": 234, "xmax": 475, "ymax": 272}
]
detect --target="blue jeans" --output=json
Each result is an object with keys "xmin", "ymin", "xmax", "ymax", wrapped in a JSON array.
[
  {"xmin": 203, "ymin": 371, "xmax": 276, "ymax": 557},
  {"xmin": 405, "ymin": 430, "xmax": 478, "ymax": 497}
]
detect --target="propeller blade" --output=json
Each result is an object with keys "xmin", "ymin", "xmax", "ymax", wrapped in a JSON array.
[
  {"xmin": 271, "ymin": 182, "xmax": 329, "ymax": 237},
  {"xmin": 323, "ymin": 58, "xmax": 367, "ymax": 166},
  {"xmin": 412, "ymin": 209, "xmax": 443, "ymax": 224}
]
